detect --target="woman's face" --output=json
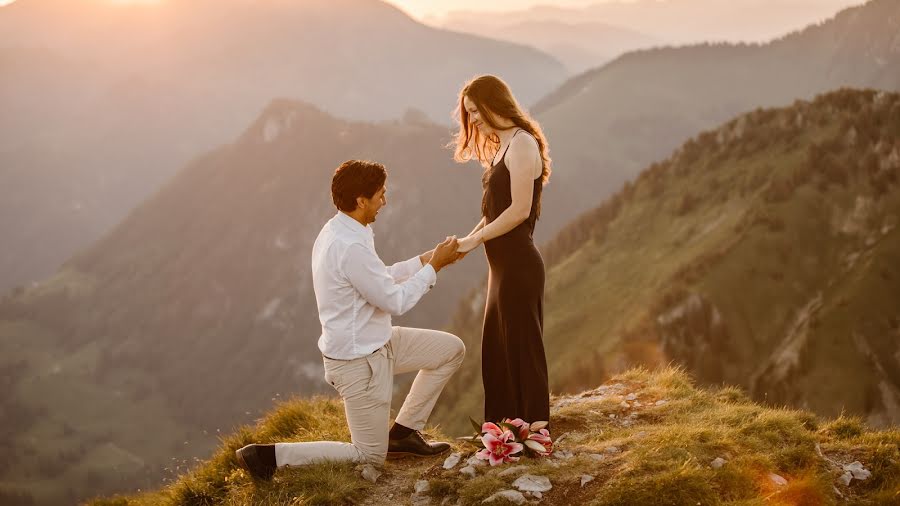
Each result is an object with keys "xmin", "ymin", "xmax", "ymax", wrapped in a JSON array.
[{"xmin": 463, "ymin": 95, "xmax": 493, "ymax": 136}]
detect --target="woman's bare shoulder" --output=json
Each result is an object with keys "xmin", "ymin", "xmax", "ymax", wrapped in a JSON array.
[{"xmin": 508, "ymin": 130, "xmax": 539, "ymax": 156}]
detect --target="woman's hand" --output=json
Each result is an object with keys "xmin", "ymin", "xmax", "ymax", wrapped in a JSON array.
[{"xmin": 457, "ymin": 233, "xmax": 482, "ymax": 253}]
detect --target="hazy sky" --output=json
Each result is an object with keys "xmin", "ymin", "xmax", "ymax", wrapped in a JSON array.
[
  {"xmin": 0, "ymin": 0, "xmax": 867, "ymax": 22},
  {"xmin": 0, "ymin": 0, "xmax": 604, "ymax": 10},
  {"xmin": 0, "ymin": 0, "xmax": 620, "ymax": 15},
  {"xmin": 386, "ymin": 0, "xmax": 602, "ymax": 20}
]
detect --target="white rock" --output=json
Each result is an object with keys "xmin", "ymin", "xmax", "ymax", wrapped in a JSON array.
[
  {"xmin": 460, "ymin": 466, "xmax": 477, "ymax": 478},
  {"xmin": 483, "ymin": 490, "xmax": 526, "ymax": 504},
  {"xmin": 711, "ymin": 457, "xmax": 727, "ymax": 469},
  {"xmin": 769, "ymin": 473, "xmax": 788, "ymax": 486},
  {"xmin": 553, "ymin": 449, "xmax": 574, "ymax": 460},
  {"xmin": 605, "ymin": 446, "xmax": 621, "ymax": 454},
  {"xmin": 512, "ymin": 474, "xmax": 553, "ymax": 492},
  {"xmin": 415, "ymin": 480, "xmax": 431, "ymax": 494},
  {"xmin": 498, "ymin": 465, "xmax": 529, "ymax": 477},
  {"xmin": 620, "ymin": 401, "xmax": 630, "ymax": 408},
  {"xmin": 609, "ymin": 414, "xmax": 617, "ymax": 419},
  {"xmin": 467, "ymin": 455, "xmax": 487, "ymax": 467},
  {"xmin": 443, "ymin": 453, "xmax": 462, "ymax": 469},
  {"xmin": 844, "ymin": 461, "xmax": 871, "ymax": 480},
  {"xmin": 587, "ymin": 453, "xmax": 605, "ymax": 462},
  {"xmin": 532, "ymin": 491, "xmax": 543, "ymax": 499},
  {"xmin": 580, "ymin": 475, "xmax": 595, "ymax": 487},
  {"xmin": 655, "ymin": 400, "xmax": 668, "ymax": 406},
  {"xmin": 411, "ymin": 493, "xmax": 431, "ymax": 506},
  {"xmin": 625, "ymin": 393, "xmax": 638, "ymax": 401},
  {"xmin": 838, "ymin": 471, "xmax": 853, "ymax": 486},
  {"xmin": 360, "ymin": 464, "xmax": 381, "ymax": 483}
]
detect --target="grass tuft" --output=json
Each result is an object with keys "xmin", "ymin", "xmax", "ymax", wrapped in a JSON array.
[{"xmin": 89, "ymin": 368, "xmax": 900, "ymax": 506}]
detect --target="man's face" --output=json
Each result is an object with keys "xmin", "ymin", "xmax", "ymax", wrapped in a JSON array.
[{"xmin": 363, "ymin": 184, "xmax": 387, "ymax": 224}]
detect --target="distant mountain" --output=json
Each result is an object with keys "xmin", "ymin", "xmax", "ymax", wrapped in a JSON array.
[
  {"xmin": 434, "ymin": 0, "xmax": 866, "ymax": 45},
  {"xmin": 530, "ymin": 0, "xmax": 900, "ymax": 245},
  {"xmin": 0, "ymin": 101, "xmax": 491, "ymax": 504},
  {"xmin": 0, "ymin": 0, "xmax": 565, "ymax": 295},
  {"xmin": 435, "ymin": 88, "xmax": 900, "ymax": 435},
  {"xmin": 437, "ymin": 18, "xmax": 662, "ymax": 74}
]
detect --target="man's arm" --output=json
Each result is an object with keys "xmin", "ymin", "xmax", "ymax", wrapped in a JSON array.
[
  {"xmin": 343, "ymin": 243, "xmax": 436, "ymax": 316},
  {"xmin": 387, "ymin": 254, "xmax": 430, "ymax": 283}
]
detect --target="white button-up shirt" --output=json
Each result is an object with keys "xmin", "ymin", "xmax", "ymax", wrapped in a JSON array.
[{"xmin": 311, "ymin": 212, "xmax": 437, "ymax": 360}]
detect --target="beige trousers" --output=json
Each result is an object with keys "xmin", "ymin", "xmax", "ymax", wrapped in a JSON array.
[{"xmin": 275, "ymin": 326, "xmax": 465, "ymax": 467}]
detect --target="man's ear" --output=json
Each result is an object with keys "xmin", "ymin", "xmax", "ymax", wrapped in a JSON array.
[{"xmin": 356, "ymin": 196, "xmax": 367, "ymax": 210}]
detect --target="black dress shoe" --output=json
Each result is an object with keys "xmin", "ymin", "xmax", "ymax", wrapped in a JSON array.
[
  {"xmin": 235, "ymin": 443, "xmax": 277, "ymax": 480},
  {"xmin": 387, "ymin": 431, "xmax": 451, "ymax": 458}
]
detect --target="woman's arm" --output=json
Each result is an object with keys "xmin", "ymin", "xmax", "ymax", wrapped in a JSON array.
[
  {"xmin": 419, "ymin": 217, "xmax": 484, "ymax": 264},
  {"xmin": 469, "ymin": 216, "xmax": 487, "ymax": 236},
  {"xmin": 459, "ymin": 134, "xmax": 539, "ymax": 252}
]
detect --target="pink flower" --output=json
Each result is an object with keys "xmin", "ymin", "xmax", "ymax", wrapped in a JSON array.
[
  {"xmin": 475, "ymin": 430, "xmax": 524, "ymax": 466},
  {"xmin": 524, "ymin": 429, "xmax": 553, "ymax": 456},
  {"xmin": 512, "ymin": 419, "xmax": 531, "ymax": 440},
  {"xmin": 481, "ymin": 422, "xmax": 503, "ymax": 438},
  {"xmin": 501, "ymin": 418, "xmax": 531, "ymax": 440}
]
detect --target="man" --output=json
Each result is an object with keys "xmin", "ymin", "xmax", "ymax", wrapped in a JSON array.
[{"xmin": 236, "ymin": 160, "xmax": 465, "ymax": 480}]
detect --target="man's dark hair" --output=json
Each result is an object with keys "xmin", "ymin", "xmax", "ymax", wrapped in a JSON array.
[{"xmin": 331, "ymin": 160, "xmax": 387, "ymax": 212}]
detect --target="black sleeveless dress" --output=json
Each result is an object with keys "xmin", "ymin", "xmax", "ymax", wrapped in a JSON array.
[{"xmin": 481, "ymin": 130, "xmax": 550, "ymax": 425}]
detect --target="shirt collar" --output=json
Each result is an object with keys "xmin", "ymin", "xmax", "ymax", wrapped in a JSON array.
[{"xmin": 335, "ymin": 211, "xmax": 372, "ymax": 239}]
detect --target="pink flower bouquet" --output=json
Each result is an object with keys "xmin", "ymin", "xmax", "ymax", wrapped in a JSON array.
[{"xmin": 468, "ymin": 417, "xmax": 553, "ymax": 465}]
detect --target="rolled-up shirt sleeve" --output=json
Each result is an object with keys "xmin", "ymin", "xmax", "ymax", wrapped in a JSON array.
[
  {"xmin": 342, "ymin": 243, "xmax": 436, "ymax": 316},
  {"xmin": 387, "ymin": 255, "xmax": 426, "ymax": 283}
]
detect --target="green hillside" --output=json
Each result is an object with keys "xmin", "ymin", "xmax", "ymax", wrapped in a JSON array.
[
  {"xmin": 435, "ymin": 88, "xmax": 900, "ymax": 437},
  {"xmin": 531, "ymin": 0, "xmax": 900, "ymax": 244},
  {"xmin": 86, "ymin": 367, "xmax": 900, "ymax": 505},
  {"xmin": 0, "ymin": 101, "xmax": 488, "ymax": 505}
]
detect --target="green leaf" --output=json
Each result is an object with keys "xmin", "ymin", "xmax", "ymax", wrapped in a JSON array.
[{"xmin": 469, "ymin": 416, "xmax": 483, "ymax": 434}]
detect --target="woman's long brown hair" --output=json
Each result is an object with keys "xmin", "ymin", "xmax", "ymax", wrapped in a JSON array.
[{"xmin": 452, "ymin": 75, "xmax": 552, "ymax": 185}]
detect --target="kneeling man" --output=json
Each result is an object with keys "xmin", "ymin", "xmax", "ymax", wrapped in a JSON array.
[{"xmin": 236, "ymin": 160, "xmax": 465, "ymax": 479}]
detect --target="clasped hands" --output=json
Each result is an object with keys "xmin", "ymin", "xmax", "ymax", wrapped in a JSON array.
[{"xmin": 420, "ymin": 231, "xmax": 483, "ymax": 272}]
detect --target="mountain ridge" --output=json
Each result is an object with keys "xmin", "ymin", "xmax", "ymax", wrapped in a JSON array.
[{"xmin": 434, "ymin": 87, "xmax": 900, "ymax": 436}]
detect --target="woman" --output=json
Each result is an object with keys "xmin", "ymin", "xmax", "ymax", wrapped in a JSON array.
[{"xmin": 453, "ymin": 75, "xmax": 551, "ymax": 425}]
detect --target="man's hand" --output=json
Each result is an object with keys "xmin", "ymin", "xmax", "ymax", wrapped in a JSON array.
[
  {"xmin": 428, "ymin": 236, "xmax": 459, "ymax": 273},
  {"xmin": 419, "ymin": 248, "xmax": 435, "ymax": 266}
]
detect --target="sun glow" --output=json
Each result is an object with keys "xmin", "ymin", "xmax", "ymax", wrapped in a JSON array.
[{"xmin": 0, "ymin": 0, "xmax": 163, "ymax": 4}]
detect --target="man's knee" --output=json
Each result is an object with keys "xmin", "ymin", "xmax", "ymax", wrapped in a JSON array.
[{"xmin": 447, "ymin": 334, "xmax": 466, "ymax": 367}]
